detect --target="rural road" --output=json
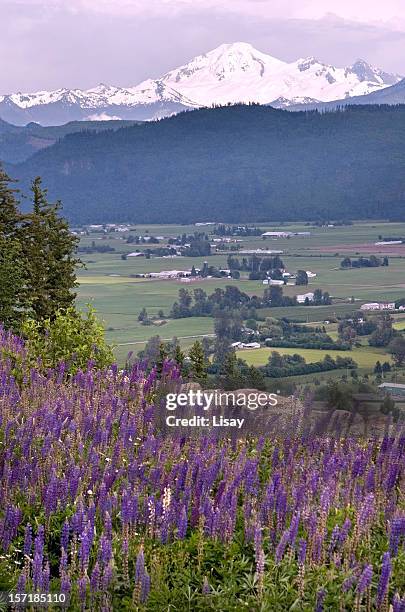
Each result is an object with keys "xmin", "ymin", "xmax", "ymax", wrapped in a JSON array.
[{"xmin": 117, "ymin": 334, "xmax": 215, "ymax": 346}]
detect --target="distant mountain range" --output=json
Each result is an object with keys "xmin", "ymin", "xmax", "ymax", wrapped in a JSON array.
[
  {"xmin": 1, "ymin": 42, "xmax": 403, "ymax": 125},
  {"xmin": 275, "ymin": 77, "xmax": 405, "ymax": 111},
  {"xmin": 10, "ymin": 104, "xmax": 405, "ymax": 224}
]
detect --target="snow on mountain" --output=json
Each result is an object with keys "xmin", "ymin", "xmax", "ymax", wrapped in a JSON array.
[
  {"xmin": 160, "ymin": 43, "xmax": 402, "ymax": 105},
  {"xmin": 0, "ymin": 42, "xmax": 402, "ymax": 125},
  {"xmin": 160, "ymin": 42, "xmax": 287, "ymax": 105}
]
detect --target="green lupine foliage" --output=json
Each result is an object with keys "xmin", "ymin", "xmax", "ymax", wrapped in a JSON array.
[{"xmin": 21, "ymin": 306, "xmax": 114, "ymax": 373}]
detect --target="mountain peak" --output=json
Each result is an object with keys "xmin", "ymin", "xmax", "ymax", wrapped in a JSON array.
[
  {"xmin": 0, "ymin": 43, "xmax": 403, "ymax": 125},
  {"xmin": 296, "ymin": 57, "xmax": 323, "ymax": 71}
]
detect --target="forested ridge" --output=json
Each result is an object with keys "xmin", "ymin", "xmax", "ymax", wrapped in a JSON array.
[{"xmin": 10, "ymin": 104, "xmax": 405, "ymax": 223}]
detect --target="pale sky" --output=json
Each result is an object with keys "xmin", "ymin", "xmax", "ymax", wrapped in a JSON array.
[{"xmin": 2, "ymin": 0, "xmax": 405, "ymax": 92}]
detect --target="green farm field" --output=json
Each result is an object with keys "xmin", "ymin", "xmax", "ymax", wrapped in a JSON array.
[
  {"xmin": 76, "ymin": 220, "xmax": 405, "ymax": 365},
  {"xmin": 236, "ymin": 345, "xmax": 391, "ymax": 369}
]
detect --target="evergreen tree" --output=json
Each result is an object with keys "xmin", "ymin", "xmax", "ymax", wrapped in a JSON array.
[
  {"xmin": 295, "ymin": 270, "xmax": 309, "ymax": 286},
  {"xmin": 0, "ymin": 239, "xmax": 26, "ymax": 329},
  {"xmin": 188, "ymin": 340, "xmax": 207, "ymax": 381},
  {"xmin": 245, "ymin": 365, "xmax": 266, "ymax": 390},
  {"xmin": 380, "ymin": 394, "xmax": 395, "ymax": 416},
  {"xmin": 220, "ymin": 351, "xmax": 244, "ymax": 391},
  {"xmin": 138, "ymin": 307, "xmax": 148, "ymax": 322},
  {"xmin": 0, "ymin": 165, "xmax": 20, "ymax": 237},
  {"xmin": 388, "ymin": 336, "xmax": 405, "ymax": 366},
  {"xmin": 21, "ymin": 177, "xmax": 81, "ymax": 321},
  {"xmin": 374, "ymin": 361, "xmax": 383, "ymax": 375},
  {"xmin": 382, "ymin": 361, "xmax": 391, "ymax": 374},
  {"xmin": 0, "ymin": 166, "xmax": 28, "ymax": 329},
  {"xmin": 157, "ymin": 342, "xmax": 170, "ymax": 375},
  {"xmin": 173, "ymin": 344, "xmax": 185, "ymax": 370}
]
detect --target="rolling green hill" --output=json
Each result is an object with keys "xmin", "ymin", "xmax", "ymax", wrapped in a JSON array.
[{"xmin": 10, "ymin": 104, "xmax": 405, "ymax": 223}]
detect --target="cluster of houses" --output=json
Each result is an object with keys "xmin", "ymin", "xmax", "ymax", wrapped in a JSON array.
[
  {"xmin": 262, "ymin": 231, "xmax": 311, "ymax": 239},
  {"xmin": 87, "ymin": 223, "xmax": 132, "ymax": 233},
  {"xmin": 131, "ymin": 269, "xmax": 195, "ymax": 280},
  {"xmin": 131, "ymin": 267, "xmax": 233, "ymax": 281},
  {"xmin": 360, "ymin": 302, "xmax": 396, "ymax": 311},
  {"xmin": 231, "ymin": 341, "xmax": 261, "ymax": 350},
  {"xmin": 262, "ymin": 271, "xmax": 317, "ymax": 286}
]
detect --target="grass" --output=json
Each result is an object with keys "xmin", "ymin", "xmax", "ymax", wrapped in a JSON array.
[
  {"xmin": 236, "ymin": 345, "xmax": 391, "ymax": 369},
  {"xmin": 75, "ymin": 221, "xmax": 405, "ymax": 364}
]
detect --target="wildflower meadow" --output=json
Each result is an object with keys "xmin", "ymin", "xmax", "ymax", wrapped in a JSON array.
[{"xmin": 0, "ymin": 326, "xmax": 404, "ymax": 611}]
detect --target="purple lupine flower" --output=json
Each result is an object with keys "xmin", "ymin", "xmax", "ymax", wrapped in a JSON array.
[
  {"xmin": 141, "ymin": 571, "xmax": 150, "ymax": 603},
  {"xmin": 338, "ymin": 518, "xmax": 352, "ymax": 548},
  {"xmin": 177, "ymin": 506, "xmax": 188, "ymax": 540},
  {"xmin": 135, "ymin": 548, "xmax": 145, "ymax": 585},
  {"xmin": 289, "ymin": 512, "xmax": 300, "ymax": 548},
  {"xmin": 102, "ymin": 562, "xmax": 113, "ymax": 591},
  {"xmin": 61, "ymin": 520, "xmax": 70, "ymax": 552},
  {"xmin": 320, "ymin": 487, "xmax": 332, "ymax": 514},
  {"xmin": 342, "ymin": 574, "xmax": 356, "ymax": 592},
  {"xmin": 61, "ymin": 572, "xmax": 71, "ymax": 595},
  {"xmin": 79, "ymin": 525, "xmax": 92, "ymax": 570},
  {"xmin": 312, "ymin": 534, "xmax": 323, "ymax": 564},
  {"xmin": 104, "ymin": 512, "xmax": 112, "ymax": 538},
  {"xmin": 357, "ymin": 564, "xmax": 373, "ymax": 595},
  {"xmin": 98, "ymin": 534, "xmax": 112, "ymax": 567},
  {"xmin": 17, "ymin": 571, "xmax": 26, "ymax": 593},
  {"xmin": 315, "ymin": 588, "xmax": 326, "ymax": 612},
  {"xmin": 202, "ymin": 576, "xmax": 211, "ymax": 595},
  {"xmin": 392, "ymin": 593, "xmax": 405, "ymax": 612},
  {"xmin": 298, "ymin": 539, "xmax": 307, "ymax": 565},
  {"xmin": 77, "ymin": 576, "xmax": 88, "ymax": 603},
  {"xmin": 34, "ymin": 525, "xmax": 45, "ymax": 559},
  {"xmin": 32, "ymin": 553, "xmax": 43, "ymax": 590},
  {"xmin": 254, "ymin": 524, "xmax": 262, "ymax": 554},
  {"xmin": 329, "ymin": 525, "xmax": 340, "ymax": 554},
  {"xmin": 59, "ymin": 547, "xmax": 68, "ymax": 575},
  {"xmin": 42, "ymin": 561, "xmax": 50, "ymax": 592},
  {"xmin": 358, "ymin": 494, "xmax": 375, "ymax": 533},
  {"xmin": 275, "ymin": 530, "xmax": 290, "ymax": 563},
  {"xmin": 90, "ymin": 562, "xmax": 101, "ymax": 593},
  {"xmin": 376, "ymin": 552, "xmax": 391, "ymax": 609},
  {"xmin": 389, "ymin": 516, "xmax": 405, "ymax": 556},
  {"xmin": 23, "ymin": 523, "xmax": 32, "ymax": 557}
]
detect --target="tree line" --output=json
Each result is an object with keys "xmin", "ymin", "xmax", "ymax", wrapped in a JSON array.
[
  {"xmin": 0, "ymin": 166, "xmax": 80, "ymax": 330},
  {"xmin": 0, "ymin": 165, "xmax": 112, "ymax": 373}
]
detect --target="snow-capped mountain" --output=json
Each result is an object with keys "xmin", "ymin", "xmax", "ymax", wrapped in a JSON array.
[
  {"xmin": 160, "ymin": 43, "xmax": 401, "ymax": 106},
  {"xmin": 0, "ymin": 42, "xmax": 402, "ymax": 125}
]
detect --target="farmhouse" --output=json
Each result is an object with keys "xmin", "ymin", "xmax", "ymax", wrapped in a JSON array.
[
  {"xmin": 262, "ymin": 279, "xmax": 285, "ymax": 285},
  {"xmin": 239, "ymin": 249, "xmax": 283, "ymax": 255},
  {"xmin": 232, "ymin": 342, "xmax": 261, "ymax": 349},
  {"xmin": 262, "ymin": 231, "xmax": 292, "ymax": 238},
  {"xmin": 262, "ymin": 231, "xmax": 311, "ymax": 238},
  {"xmin": 375, "ymin": 240, "xmax": 402, "ymax": 246},
  {"xmin": 379, "ymin": 382, "xmax": 405, "ymax": 398},
  {"xmin": 146, "ymin": 270, "xmax": 193, "ymax": 279},
  {"xmin": 360, "ymin": 303, "xmax": 395, "ymax": 311},
  {"xmin": 297, "ymin": 292, "xmax": 315, "ymax": 304}
]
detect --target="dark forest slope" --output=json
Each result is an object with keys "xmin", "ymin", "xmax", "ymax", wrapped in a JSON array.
[{"xmin": 11, "ymin": 104, "xmax": 405, "ymax": 223}]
